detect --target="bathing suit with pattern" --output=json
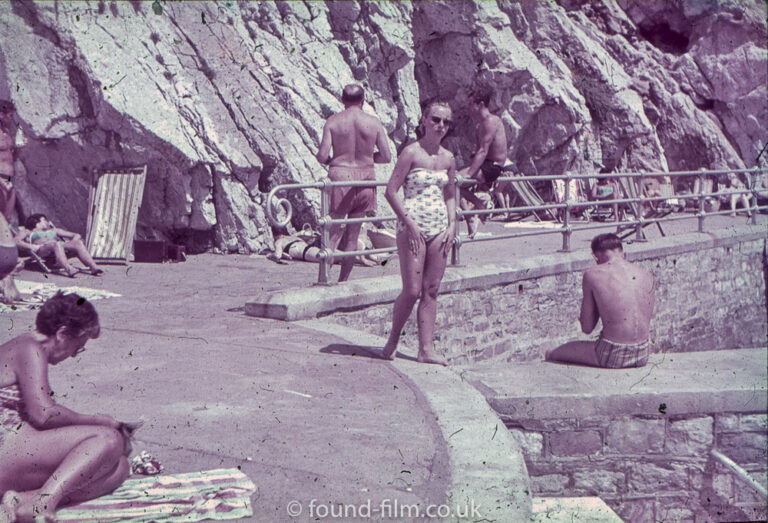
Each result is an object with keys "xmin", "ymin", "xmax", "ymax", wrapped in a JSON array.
[
  {"xmin": 30, "ymin": 229, "xmax": 58, "ymax": 243},
  {"xmin": 594, "ymin": 333, "xmax": 650, "ymax": 368},
  {"xmin": 0, "ymin": 384, "xmax": 24, "ymax": 443},
  {"xmin": 0, "ymin": 244, "xmax": 17, "ymax": 278},
  {"xmin": 397, "ymin": 168, "xmax": 449, "ymax": 242}
]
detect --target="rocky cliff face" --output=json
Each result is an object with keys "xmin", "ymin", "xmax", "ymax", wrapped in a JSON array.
[{"xmin": 0, "ymin": 0, "xmax": 765, "ymax": 253}]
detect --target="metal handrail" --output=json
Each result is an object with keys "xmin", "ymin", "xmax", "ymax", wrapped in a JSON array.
[
  {"xmin": 265, "ymin": 168, "xmax": 768, "ymax": 284},
  {"xmin": 710, "ymin": 449, "xmax": 768, "ymax": 499}
]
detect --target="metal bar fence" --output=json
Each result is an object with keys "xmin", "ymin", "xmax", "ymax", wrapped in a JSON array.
[{"xmin": 266, "ymin": 168, "xmax": 768, "ymax": 284}]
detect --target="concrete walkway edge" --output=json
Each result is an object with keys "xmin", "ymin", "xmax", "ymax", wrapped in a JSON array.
[{"xmin": 299, "ymin": 319, "xmax": 533, "ymax": 521}]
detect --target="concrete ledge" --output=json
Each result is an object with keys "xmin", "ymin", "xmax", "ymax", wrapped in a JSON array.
[
  {"xmin": 461, "ymin": 348, "xmax": 767, "ymax": 420},
  {"xmin": 245, "ymin": 224, "xmax": 766, "ymax": 321},
  {"xmin": 300, "ymin": 319, "xmax": 533, "ymax": 521},
  {"xmin": 532, "ymin": 497, "xmax": 622, "ymax": 522}
]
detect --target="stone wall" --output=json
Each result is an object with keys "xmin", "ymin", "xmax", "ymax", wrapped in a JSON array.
[
  {"xmin": 504, "ymin": 412, "xmax": 767, "ymax": 522},
  {"xmin": 328, "ymin": 233, "xmax": 767, "ymax": 364}
]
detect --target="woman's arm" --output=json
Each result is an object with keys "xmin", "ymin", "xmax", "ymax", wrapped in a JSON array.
[
  {"xmin": 441, "ymin": 155, "xmax": 457, "ymax": 255},
  {"xmin": 13, "ymin": 228, "xmax": 39, "ymax": 252},
  {"xmin": 53, "ymin": 227, "xmax": 80, "ymax": 241},
  {"xmin": 15, "ymin": 341, "xmax": 118, "ymax": 430}
]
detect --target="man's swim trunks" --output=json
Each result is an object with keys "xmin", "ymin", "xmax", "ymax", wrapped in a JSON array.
[
  {"xmin": 595, "ymin": 335, "xmax": 650, "ymax": 368},
  {"xmin": 328, "ymin": 165, "xmax": 377, "ymax": 217},
  {"xmin": 397, "ymin": 168, "xmax": 449, "ymax": 242},
  {"xmin": 0, "ymin": 244, "xmax": 17, "ymax": 278},
  {"xmin": 480, "ymin": 159, "xmax": 504, "ymax": 184}
]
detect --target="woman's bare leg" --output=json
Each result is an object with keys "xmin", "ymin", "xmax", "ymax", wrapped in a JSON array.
[
  {"xmin": 0, "ymin": 424, "xmax": 128, "ymax": 521},
  {"xmin": 63, "ymin": 239, "xmax": 101, "ymax": 274},
  {"xmin": 382, "ymin": 229, "xmax": 425, "ymax": 360},
  {"xmin": 38, "ymin": 242, "xmax": 77, "ymax": 276},
  {"xmin": 416, "ymin": 231, "xmax": 449, "ymax": 366}
]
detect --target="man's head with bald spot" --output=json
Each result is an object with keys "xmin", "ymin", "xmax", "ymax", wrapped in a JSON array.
[{"xmin": 341, "ymin": 84, "xmax": 364, "ymax": 108}]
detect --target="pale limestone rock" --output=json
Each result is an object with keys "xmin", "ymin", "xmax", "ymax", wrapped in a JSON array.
[{"xmin": 0, "ymin": 0, "xmax": 764, "ymax": 252}]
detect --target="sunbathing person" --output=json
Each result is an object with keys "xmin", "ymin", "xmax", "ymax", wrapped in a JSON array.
[
  {"xmin": 0, "ymin": 213, "xmax": 20, "ymax": 304},
  {"xmin": 546, "ymin": 233, "xmax": 655, "ymax": 368},
  {"xmin": 15, "ymin": 214, "xmax": 103, "ymax": 277},
  {"xmin": 591, "ymin": 176, "xmax": 621, "ymax": 222},
  {"xmin": 0, "ymin": 291, "xmax": 129, "ymax": 522}
]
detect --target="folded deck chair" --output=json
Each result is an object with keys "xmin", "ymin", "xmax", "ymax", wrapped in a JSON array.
[
  {"xmin": 616, "ymin": 175, "xmax": 668, "ymax": 240},
  {"xmin": 86, "ymin": 166, "xmax": 147, "ymax": 264},
  {"xmin": 504, "ymin": 172, "xmax": 558, "ymax": 222}
]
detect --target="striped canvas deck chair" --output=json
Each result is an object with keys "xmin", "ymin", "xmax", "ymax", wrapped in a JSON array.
[
  {"xmin": 86, "ymin": 165, "xmax": 147, "ymax": 264},
  {"xmin": 616, "ymin": 175, "xmax": 667, "ymax": 240},
  {"xmin": 510, "ymin": 175, "xmax": 558, "ymax": 222}
]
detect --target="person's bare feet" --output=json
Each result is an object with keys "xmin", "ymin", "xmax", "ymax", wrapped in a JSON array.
[
  {"xmin": 89, "ymin": 267, "xmax": 104, "ymax": 276},
  {"xmin": 2, "ymin": 490, "xmax": 56, "ymax": 523},
  {"xmin": 382, "ymin": 344, "xmax": 397, "ymax": 361},
  {"xmin": 417, "ymin": 349, "xmax": 448, "ymax": 366}
]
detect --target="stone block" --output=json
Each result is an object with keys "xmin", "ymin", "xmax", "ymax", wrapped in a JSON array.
[
  {"xmin": 656, "ymin": 506, "xmax": 695, "ymax": 522},
  {"xmin": 549, "ymin": 430, "xmax": 602, "ymax": 457},
  {"xmin": 628, "ymin": 462, "xmax": 689, "ymax": 493},
  {"xmin": 715, "ymin": 413, "xmax": 740, "ymax": 432},
  {"xmin": 712, "ymin": 473, "xmax": 733, "ymax": 499},
  {"xmin": 572, "ymin": 469, "xmax": 625, "ymax": 494},
  {"xmin": 666, "ymin": 416, "xmax": 713, "ymax": 456},
  {"xmin": 507, "ymin": 429, "xmax": 543, "ymax": 457},
  {"xmin": 740, "ymin": 413, "xmax": 767, "ymax": 432},
  {"xmin": 719, "ymin": 432, "xmax": 767, "ymax": 464},
  {"xmin": 614, "ymin": 499, "xmax": 655, "ymax": 522},
  {"xmin": 606, "ymin": 417, "xmax": 665, "ymax": 454},
  {"xmin": 530, "ymin": 474, "xmax": 569, "ymax": 494}
]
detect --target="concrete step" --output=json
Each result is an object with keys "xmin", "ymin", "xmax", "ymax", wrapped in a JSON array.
[{"xmin": 532, "ymin": 497, "xmax": 623, "ymax": 522}]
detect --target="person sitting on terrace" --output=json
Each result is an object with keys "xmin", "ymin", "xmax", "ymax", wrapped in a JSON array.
[
  {"xmin": 0, "ymin": 292, "xmax": 129, "ymax": 522},
  {"xmin": 15, "ymin": 214, "xmax": 103, "ymax": 277},
  {"xmin": 591, "ymin": 176, "xmax": 620, "ymax": 222},
  {"xmin": 545, "ymin": 233, "xmax": 655, "ymax": 368}
]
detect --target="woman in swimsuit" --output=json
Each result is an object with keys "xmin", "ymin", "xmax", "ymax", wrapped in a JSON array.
[
  {"xmin": 383, "ymin": 102, "xmax": 456, "ymax": 366},
  {"xmin": 0, "ymin": 292, "xmax": 129, "ymax": 522},
  {"xmin": 15, "ymin": 214, "xmax": 103, "ymax": 277}
]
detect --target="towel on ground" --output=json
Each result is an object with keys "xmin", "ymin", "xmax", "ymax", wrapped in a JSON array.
[
  {"xmin": 0, "ymin": 280, "xmax": 121, "ymax": 313},
  {"xmin": 56, "ymin": 468, "xmax": 257, "ymax": 522}
]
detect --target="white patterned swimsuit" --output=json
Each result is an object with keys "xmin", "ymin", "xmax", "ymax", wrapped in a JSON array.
[{"xmin": 398, "ymin": 168, "xmax": 449, "ymax": 242}]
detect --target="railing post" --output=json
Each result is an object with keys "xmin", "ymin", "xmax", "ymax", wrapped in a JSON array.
[
  {"xmin": 749, "ymin": 169, "xmax": 757, "ymax": 225},
  {"xmin": 317, "ymin": 179, "xmax": 332, "ymax": 285},
  {"xmin": 451, "ymin": 178, "xmax": 462, "ymax": 266},
  {"xmin": 697, "ymin": 170, "xmax": 705, "ymax": 233},
  {"xmin": 560, "ymin": 172, "xmax": 572, "ymax": 252}
]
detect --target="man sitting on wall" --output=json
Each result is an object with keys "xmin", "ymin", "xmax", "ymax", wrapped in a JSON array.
[{"xmin": 545, "ymin": 233, "xmax": 655, "ymax": 368}]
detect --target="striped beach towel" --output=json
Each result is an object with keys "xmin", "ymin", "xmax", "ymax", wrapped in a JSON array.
[
  {"xmin": 56, "ymin": 468, "xmax": 257, "ymax": 522},
  {"xmin": 86, "ymin": 166, "xmax": 147, "ymax": 264}
]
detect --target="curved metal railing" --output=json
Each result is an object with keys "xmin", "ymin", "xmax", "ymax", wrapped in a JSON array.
[{"xmin": 266, "ymin": 168, "xmax": 768, "ymax": 284}]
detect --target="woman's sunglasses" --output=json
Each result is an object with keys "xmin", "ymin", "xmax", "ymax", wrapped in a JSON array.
[{"xmin": 430, "ymin": 116, "xmax": 453, "ymax": 127}]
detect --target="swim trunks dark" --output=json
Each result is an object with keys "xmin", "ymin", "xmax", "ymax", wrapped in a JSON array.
[{"xmin": 480, "ymin": 160, "xmax": 503, "ymax": 184}]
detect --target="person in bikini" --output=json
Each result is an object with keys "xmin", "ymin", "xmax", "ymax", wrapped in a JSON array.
[
  {"xmin": 316, "ymin": 84, "xmax": 391, "ymax": 282},
  {"xmin": 0, "ymin": 292, "xmax": 129, "ymax": 522},
  {"xmin": 382, "ymin": 101, "xmax": 457, "ymax": 366},
  {"xmin": 458, "ymin": 85, "xmax": 509, "ymax": 238},
  {"xmin": 546, "ymin": 233, "xmax": 655, "ymax": 368},
  {"xmin": 15, "ymin": 214, "xmax": 103, "ymax": 277}
]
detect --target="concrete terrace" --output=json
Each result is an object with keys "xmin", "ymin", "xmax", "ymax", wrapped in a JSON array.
[{"xmin": 0, "ymin": 212, "xmax": 764, "ymax": 521}]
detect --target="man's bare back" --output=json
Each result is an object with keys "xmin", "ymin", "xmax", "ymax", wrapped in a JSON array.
[
  {"xmin": 581, "ymin": 259, "xmax": 655, "ymax": 344},
  {"xmin": 317, "ymin": 107, "xmax": 389, "ymax": 169},
  {"xmin": 475, "ymin": 113, "xmax": 507, "ymax": 166}
]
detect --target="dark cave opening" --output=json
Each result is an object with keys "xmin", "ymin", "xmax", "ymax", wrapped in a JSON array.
[{"xmin": 638, "ymin": 22, "xmax": 690, "ymax": 55}]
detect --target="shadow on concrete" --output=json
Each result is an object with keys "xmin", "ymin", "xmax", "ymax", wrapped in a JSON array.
[{"xmin": 318, "ymin": 343, "xmax": 394, "ymax": 361}]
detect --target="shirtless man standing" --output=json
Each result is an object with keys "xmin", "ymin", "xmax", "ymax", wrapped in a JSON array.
[
  {"xmin": 0, "ymin": 100, "xmax": 18, "ymax": 221},
  {"xmin": 316, "ymin": 84, "xmax": 391, "ymax": 282},
  {"xmin": 459, "ymin": 85, "xmax": 508, "ymax": 238},
  {"xmin": 546, "ymin": 233, "xmax": 655, "ymax": 368}
]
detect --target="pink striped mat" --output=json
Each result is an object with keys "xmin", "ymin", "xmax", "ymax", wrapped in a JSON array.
[{"xmin": 56, "ymin": 468, "xmax": 256, "ymax": 522}]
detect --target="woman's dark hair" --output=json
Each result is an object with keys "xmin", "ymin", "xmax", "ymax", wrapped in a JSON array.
[
  {"xmin": 25, "ymin": 214, "xmax": 47, "ymax": 230},
  {"xmin": 36, "ymin": 291, "xmax": 100, "ymax": 338}
]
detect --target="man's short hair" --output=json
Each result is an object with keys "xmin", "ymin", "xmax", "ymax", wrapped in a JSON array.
[
  {"xmin": 341, "ymin": 84, "xmax": 364, "ymax": 105},
  {"xmin": 469, "ymin": 84, "xmax": 493, "ymax": 107},
  {"xmin": 591, "ymin": 233, "xmax": 623, "ymax": 253},
  {"xmin": 25, "ymin": 213, "xmax": 47, "ymax": 230},
  {"xmin": 0, "ymin": 100, "xmax": 15, "ymax": 113}
]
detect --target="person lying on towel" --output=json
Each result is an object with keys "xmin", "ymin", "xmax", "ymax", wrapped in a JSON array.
[
  {"xmin": 15, "ymin": 214, "xmax": 103, "ymax": 277},
  {"xmin": 0, "ymin": 292, "xmax": 132, "ymax": 522}
]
